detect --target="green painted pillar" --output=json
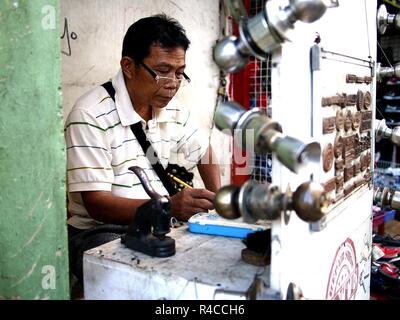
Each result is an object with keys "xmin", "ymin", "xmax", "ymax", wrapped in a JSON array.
[{"xmin": 0, "ymin": 0, "xmax": 69, "ymax": 299}]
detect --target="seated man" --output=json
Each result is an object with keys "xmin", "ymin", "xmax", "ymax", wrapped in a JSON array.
[{"xmin": 65, "ymin": 14, "xmax": 221, "ymax": 283}]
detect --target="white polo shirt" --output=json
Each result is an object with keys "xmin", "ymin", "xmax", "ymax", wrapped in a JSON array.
[{"xmin": 65, "ymin": 69, "xmax": 208, "ymax": 229}]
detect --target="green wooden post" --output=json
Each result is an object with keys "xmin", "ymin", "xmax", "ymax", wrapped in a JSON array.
[{"xmin": 0, "ymin": 0, "xmax": 69, "ymax": 299}]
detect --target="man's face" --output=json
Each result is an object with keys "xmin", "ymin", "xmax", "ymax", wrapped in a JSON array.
[{"xmin": 126, "ymin": 45, "xmax": 187, "ymax": 110}]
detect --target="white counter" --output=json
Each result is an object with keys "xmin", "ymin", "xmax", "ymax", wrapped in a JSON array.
[{"xmin": 83, "ymin": 225, "xmax": 270, "ymax": 300}]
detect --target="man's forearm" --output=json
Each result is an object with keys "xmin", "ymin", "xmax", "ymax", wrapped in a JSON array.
[
  {"xmin": 197, "ymin": 145, "xmax": 221, "ymax": 193},
  {"xmin": 81, "ymin": 191, "xmax": 148, "ymax": 225},
  {"xmin": 80, "ymin": 188, "xmax": 216, "ymax": 224}
]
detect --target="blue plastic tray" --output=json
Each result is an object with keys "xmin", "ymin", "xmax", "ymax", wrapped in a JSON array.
[{"xmin": 188, "ymin": 212, "xmax": 269, "ymax": 239}]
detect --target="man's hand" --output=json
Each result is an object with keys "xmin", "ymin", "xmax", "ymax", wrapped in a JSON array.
[{"xmin": 170, "ymin": 188, "xmax": 215, "ymax": 221}]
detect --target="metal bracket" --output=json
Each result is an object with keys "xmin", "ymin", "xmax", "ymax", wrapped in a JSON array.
[
  {"xmin": 324, "ymin": 0, "xmax": 339, "ymax": 8},
  {"xmin": 225, "ymin": 0, "xmax": 248, "ymax": 22},
  {"xmin": 311, "ymin": 44, "xmax": 321, "ymax": 71}
]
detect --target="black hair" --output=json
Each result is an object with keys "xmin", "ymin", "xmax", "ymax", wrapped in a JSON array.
[{"xmin": 122, "ymin": 13, "xmax": 190, "ymax": 63}]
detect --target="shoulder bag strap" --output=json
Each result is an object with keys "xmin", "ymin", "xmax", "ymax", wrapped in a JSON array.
[{"xmin": 101, "ymin": 81, "xmax": 177, "ymax": 196}]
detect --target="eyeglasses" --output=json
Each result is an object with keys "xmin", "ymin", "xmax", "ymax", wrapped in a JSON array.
[{"xmin": 140, "ymin": 62, "xmax": 191, "ymax": 88}]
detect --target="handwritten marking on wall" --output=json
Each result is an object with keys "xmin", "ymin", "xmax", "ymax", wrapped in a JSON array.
[{"xmin": 61, "ymin": 18, "xmax": 78, "ymax": 56}]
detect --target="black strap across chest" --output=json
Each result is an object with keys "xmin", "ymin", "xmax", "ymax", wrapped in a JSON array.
[{"xmin": 101, "ymin": 81, "xmax": 177, "ymax": 196}]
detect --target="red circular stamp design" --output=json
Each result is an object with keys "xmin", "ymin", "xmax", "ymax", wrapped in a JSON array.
[{"xmin": 326, "ymin": 238, "xmax": 359, "ymax": 300}]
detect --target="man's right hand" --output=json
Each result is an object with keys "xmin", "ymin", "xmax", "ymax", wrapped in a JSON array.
[{"xmin": 170, "ymin": 188, "xmax": 215, "ymax": 221}]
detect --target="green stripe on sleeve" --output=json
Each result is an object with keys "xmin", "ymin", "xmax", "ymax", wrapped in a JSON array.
[
  {"xmin": 67, "ymin": 166, "xmax": 112, "ymax": 172},
  {"xmin": 64, "ymin": 121, "xmax": 121, "ymax": 132}
]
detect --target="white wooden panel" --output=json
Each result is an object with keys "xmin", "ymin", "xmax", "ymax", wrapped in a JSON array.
[{"xmin": 269, "ymin": 0, "xmax": 377, "ymax": 299}]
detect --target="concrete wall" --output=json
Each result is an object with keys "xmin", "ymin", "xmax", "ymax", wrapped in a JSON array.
[
  {"xmin": 0, "ymin": 0, "xmax": 69, "ymax": 299},
  {"xmin": 60, "ymin": 0, "xmax": 231, "ymax": 187}
]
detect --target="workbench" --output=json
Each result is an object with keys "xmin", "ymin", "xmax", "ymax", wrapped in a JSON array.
[{"xmin": 83, "ymin": 225, "xmax": 270, "ymax": 300}]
